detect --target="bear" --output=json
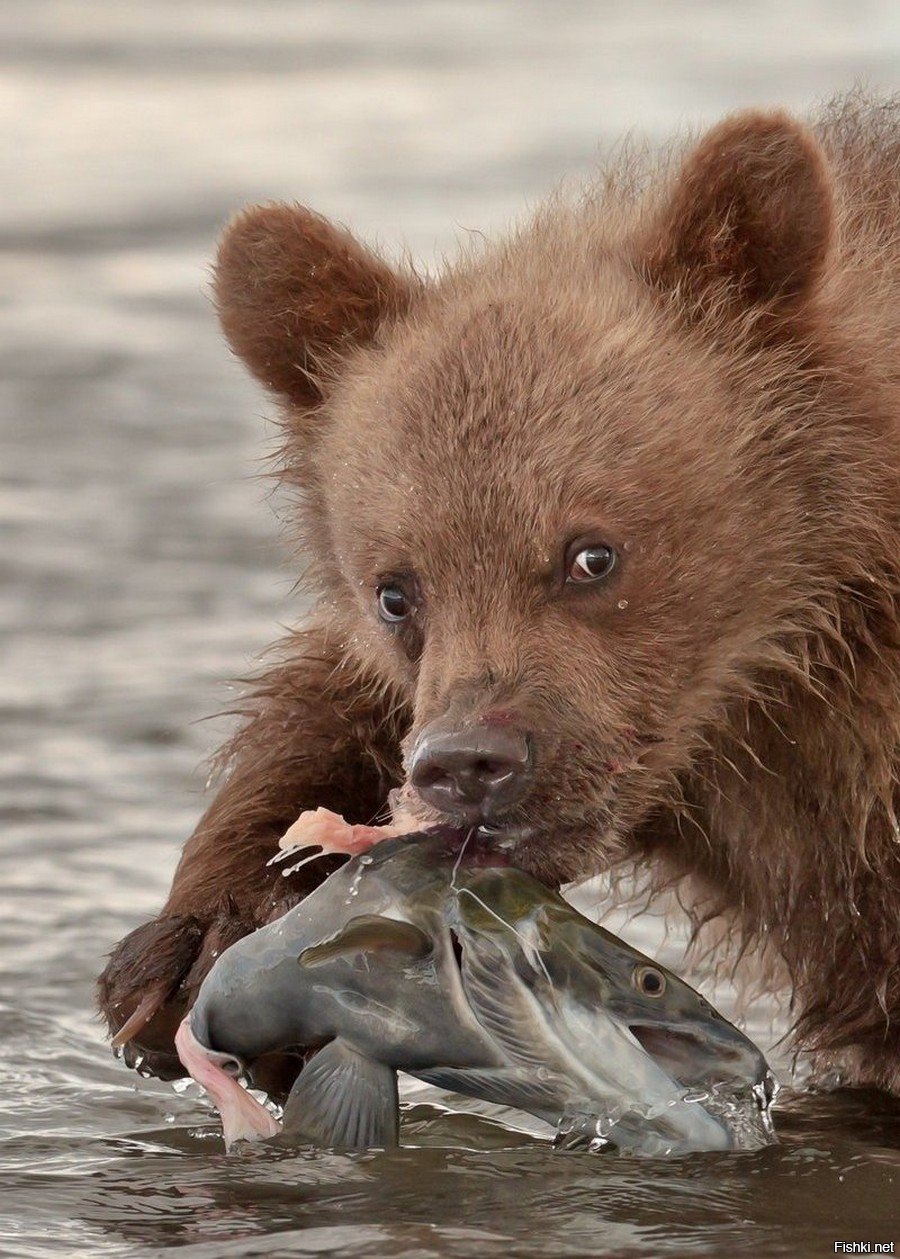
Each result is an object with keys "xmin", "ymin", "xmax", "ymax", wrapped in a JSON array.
[{"xmin": 99, "ymin": 93, "xmax": 900, "ymax": 1099}]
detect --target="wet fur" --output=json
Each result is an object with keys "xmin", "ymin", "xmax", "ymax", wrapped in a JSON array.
[{"xmin": 99, "ymin": 94, "xmax": 900, "ymax": 1094}]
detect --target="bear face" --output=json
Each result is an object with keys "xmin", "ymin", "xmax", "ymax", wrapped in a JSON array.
[
  {"xmin": 214, "ymin": 110, "xmax": 852, "ymax": 887},
  {"xmin": 315, "ymin": 288, "xmax": 816, "ymax": 883}
]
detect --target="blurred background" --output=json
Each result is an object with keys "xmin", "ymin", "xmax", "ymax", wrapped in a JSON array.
[{"xmin": 2, "ymin": 4, "xmax": 900, "ymax": 1254}]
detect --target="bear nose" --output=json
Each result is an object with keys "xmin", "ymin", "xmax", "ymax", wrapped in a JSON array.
[{"xmin": 409, "ymin": 719, "xmax": 532, "ymax": 822}]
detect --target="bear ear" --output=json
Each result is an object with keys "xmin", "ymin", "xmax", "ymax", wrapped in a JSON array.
[
  {"xmin": 643, "ymin": 110, "xmax": 834, "ymax": 315},
  {"xmin": 214, "ymin": 204, "xmax": 415, "ymax": 407}
]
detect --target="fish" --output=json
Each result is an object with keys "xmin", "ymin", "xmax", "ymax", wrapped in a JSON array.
[{"xmin": 176, "ymin": 828, "xmax": 777, "ymax": 1156}]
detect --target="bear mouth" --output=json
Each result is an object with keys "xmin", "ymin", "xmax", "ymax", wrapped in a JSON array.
[
  {"xmin": 475, "ymin": 821, "xmax": 535, "ymax": 848},
  {"xmin": 405, "ymin": 791, "xmax": 619, "ymax": 886},
  {"xmin": 400, "ymin": 795, "xmax": 538, "ymax": 850}
]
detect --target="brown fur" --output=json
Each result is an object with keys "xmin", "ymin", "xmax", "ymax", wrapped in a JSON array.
[{"xmin": 99, "ymin": 94, "xmax": 900, "ymax": 1095}]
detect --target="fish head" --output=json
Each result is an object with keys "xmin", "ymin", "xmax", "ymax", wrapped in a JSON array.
[
  {"xmin": 559, "ymin": 917, "xmax": 773, "ymax": 1101},
  {"xmin": 576, "ymin": 931, "xmax": 779, "ymax": 1151},
  {"xmin": 452, "ymin": 865, "xmax": 776, "ymax": 1152}
]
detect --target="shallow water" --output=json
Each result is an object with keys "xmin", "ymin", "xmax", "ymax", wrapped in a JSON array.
[{"xmin": 2, "ymin": 3, "xmax": 900, "ymax": 1256}]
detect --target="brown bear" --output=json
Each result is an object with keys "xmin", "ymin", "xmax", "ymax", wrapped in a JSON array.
[{"xmin": 99, "ymin": 94, "xmax": 900, "ymax": 1099}]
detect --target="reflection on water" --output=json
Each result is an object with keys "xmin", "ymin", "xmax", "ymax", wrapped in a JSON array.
[
  {"xmin": 2, "ymin": 2, "xmax": 899, "ymax": 1255},
  {"xmin": 5, "ymin": 1089, "xmax": 900, "ymax": 1257}
]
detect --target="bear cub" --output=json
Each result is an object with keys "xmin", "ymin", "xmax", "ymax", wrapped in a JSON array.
[{"xmin": 100, "ymin": 95, "xmax": 900, "ymax": 1097}]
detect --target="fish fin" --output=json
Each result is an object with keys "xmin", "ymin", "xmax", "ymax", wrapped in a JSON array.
[
  {"xmin": 298, "ymin": 915, "xmax": 431, "ymax": 968},
  {"xmin": 281, "ymin": 1040, "xmax": 399, "ymax": 1150},
  {"xmin": 412, "ymin": 1067, "xmax": 560, "ymax": 1112}
]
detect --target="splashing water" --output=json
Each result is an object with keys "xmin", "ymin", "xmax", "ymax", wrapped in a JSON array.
[{"xmin": 553, "ymin": 1075, "xmax": 776, "ymax": 1157}]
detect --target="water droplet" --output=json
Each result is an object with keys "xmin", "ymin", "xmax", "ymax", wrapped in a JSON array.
[{"xmin": 344, "ymin": 866, "xmax": 365, "ymax": 903}]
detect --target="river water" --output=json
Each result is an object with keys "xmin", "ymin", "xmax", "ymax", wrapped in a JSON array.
[{"xmin": 2, "ymin": 3, "xmax": 899, "ymax": 1256}]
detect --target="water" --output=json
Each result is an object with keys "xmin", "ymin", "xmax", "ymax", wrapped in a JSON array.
[{"xmin": 2, "ymin": 3, "xmax": 899, "ymax": 1255}]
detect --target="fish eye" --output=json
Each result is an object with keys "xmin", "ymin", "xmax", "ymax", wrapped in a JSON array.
[
  {"xmin": 376, "ymin": 583, "xmax": 413, "ymax": 623},
  {"xmin": 633, "ymin": 964, "xmax": 666, "ymax": 997},
  {"xmin": 565, "ymin": 540, "xmax": 617, "ymax": 584}
]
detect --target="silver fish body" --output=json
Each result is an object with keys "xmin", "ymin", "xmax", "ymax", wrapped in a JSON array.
[{"xmin": 186, "ymin": 831, "xmax": 776, "ymax": 1155}]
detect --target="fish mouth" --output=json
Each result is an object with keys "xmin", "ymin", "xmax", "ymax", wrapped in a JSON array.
[
  {"xmin": 628, "ymin": 1022, "xmax": 769, "ymax": 1097},
  {"xmin": 622, "ymin": 1022, "xmax": 777, "ymax": 1152}
]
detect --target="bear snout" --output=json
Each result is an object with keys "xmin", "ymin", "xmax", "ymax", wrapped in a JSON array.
[{"xmin": 407, "ymin": 713, "xmax": 532, "ymax": 824}]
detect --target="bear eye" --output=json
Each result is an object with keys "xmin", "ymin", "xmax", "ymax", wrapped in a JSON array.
[
  {"xmin": 377, "ymin": 584, "xmax": 413, "ymax": 623},
  {"xmin": 632, "ymin": 964, "xmax": 666, "ymax": 997},
  {"xmin": 566, "ymin": 542, "xmax": 617, "ymax": 584}
]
